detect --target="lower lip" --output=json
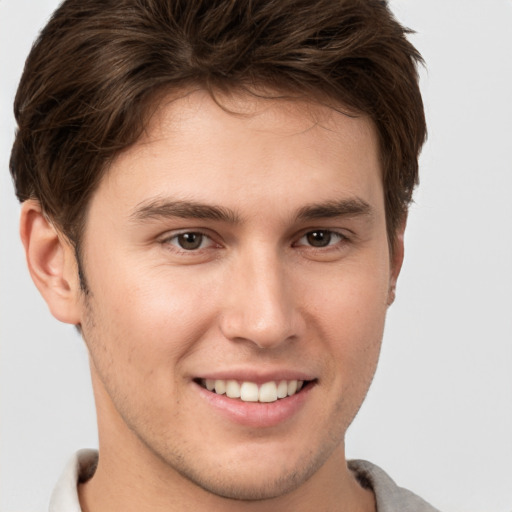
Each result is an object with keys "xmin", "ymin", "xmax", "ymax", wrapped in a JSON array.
[{"xmin": 195, "ymin": 382, "xmax": 314, "ymax": 428}]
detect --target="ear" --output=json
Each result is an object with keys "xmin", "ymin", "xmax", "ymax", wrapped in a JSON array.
[
  {"xmin": 387, "ymin": 220, "xmax": 406, "ymax": 306},
  {"xmin": 20, "ymin": 200, "xmax": 82, "ymax": 324}
]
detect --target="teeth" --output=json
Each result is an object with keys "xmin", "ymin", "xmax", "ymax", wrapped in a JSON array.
[
  {"xmin": 240, "ymin": 382, "xmax": 259, "ymax": 402},
  {"xmin": 203, "ymin": 379, "xmax": 306, "ymax": 403},
  {"xmin": 214, "ymin": 380, "xmax": 226, "ymax": 395},
  {"xmin": 259, "ymin": 381, "xmax": 277, "ymax": 402},
  {"xmin": 226, "ymin": 380, "xmax": 241, "ymax": 398},
  {"xmin": 277, "ymin": 380, "xmax": 288, "ymax": 399},
  {"xmin": 287, "ymin": 380, "xmax": 298, "ymax": 396}
]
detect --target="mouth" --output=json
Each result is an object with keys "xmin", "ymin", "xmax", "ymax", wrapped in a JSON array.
[{"xmin": 195, "ymin": 378, "xmax": 315, "ymax": 403}]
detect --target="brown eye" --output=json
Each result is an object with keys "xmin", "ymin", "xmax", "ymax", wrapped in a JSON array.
[
  {"xmin": 305, "ymin": 230, "xmax": 332, "ymax": 247},
  {"xmin": 176, "ymin": 232, "xmax": 204, "ymax": 250}
]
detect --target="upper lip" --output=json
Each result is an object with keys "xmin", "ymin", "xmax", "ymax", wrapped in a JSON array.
[{"xmin": 193, "ymin": 368, "xmax": 316, "ymax": 384}]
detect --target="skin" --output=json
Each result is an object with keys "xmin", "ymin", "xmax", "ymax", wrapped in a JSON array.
[{"xmin": 21, "ymin": 90, "xmax": 404, "ymax": 512}]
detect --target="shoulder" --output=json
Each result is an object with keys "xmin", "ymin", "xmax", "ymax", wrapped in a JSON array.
[{"xmin": 348, "ymin": 459, "xmax": 441, "ymax": 512}]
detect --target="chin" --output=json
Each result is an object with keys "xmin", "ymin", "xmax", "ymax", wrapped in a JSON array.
[
  {"xmin": 183, "ymin": 465, "xmax": 314, "ymax": 502},
  {"xmin": 165, "ymin": 440, "xmax": 334, "ymax": 502}
]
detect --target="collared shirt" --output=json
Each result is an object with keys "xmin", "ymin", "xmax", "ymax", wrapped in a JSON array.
[{"xmin": 49, "ymin": 450, "xmax": 441, "ymax": 511}]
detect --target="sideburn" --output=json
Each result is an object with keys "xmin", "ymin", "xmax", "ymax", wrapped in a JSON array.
[{"xmin": 74, "ymin": 243, "xmax": 90, "ymax": 295}]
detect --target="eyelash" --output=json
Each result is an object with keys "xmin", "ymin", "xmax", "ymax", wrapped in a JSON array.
[{"xmin": 161, "ymin": 229, "xmax": 349, "ymax": 253}]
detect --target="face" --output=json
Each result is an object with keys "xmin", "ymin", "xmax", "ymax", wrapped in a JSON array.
[{"xmin": 76, "ymin": 90, "xmax": 399, "ymax": 500}]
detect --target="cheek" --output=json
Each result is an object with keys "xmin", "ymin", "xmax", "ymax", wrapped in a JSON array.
[
  {"xmin": 80, "ymin": 267, "xmax": 217, "ymax": 432},
  {"xmin": 302, "ymin": 258, "xmax": 390, "ymax": 374},
  {"xmin": 82, "ymin": 257, "xmax": 220, "ymax": 376},
  {"xmin": 307, "ymin": 256, "xmax": 390, "ymax": 329}
]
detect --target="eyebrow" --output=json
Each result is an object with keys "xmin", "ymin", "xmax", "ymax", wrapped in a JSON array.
[
  {"xmin": 129, "ymin": 199, "xmax": 240, "ymax": 223},
  {"xmin": 295, "ymin": 198, "xmax": 374, "ymax": 221},
  {"xmin": 129, "ymin": 197, "xmax": 373, "ymax": 224}
]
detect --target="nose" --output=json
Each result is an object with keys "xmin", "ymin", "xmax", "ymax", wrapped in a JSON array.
[{"xmin": 219, "ymin": 248, "xmax": 304, "ymax": 350}]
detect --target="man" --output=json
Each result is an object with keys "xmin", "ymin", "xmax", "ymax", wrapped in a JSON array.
[{"xmin": 9, "ymin": 0, "xmax": 437, "ymax": 510}]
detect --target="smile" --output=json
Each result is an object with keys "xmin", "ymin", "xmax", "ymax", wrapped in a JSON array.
[{"xmin": 197, "ymin": 378, "xmax": 308, "ymax": 403}]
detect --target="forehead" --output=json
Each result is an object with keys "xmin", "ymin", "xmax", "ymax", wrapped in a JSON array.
[{"xmin": 92, "ymin": 89, "xmax": 382, "ymax": 222}]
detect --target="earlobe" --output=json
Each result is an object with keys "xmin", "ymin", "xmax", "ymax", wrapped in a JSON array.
[
  {"xmin": 387, "ymin": 222, "xmax": 406, "ymax": 306},
  {"xmin": 20, "ymin": 200, "xmax": 82, "ymax": 325}
]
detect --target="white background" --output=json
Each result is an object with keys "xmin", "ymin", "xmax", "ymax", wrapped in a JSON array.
[{"xmin": 1, "ymin": 1, "xmax": 511, "ymax": 511}]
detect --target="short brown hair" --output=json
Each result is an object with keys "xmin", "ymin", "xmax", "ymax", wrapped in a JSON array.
[{"xmin": 10, "ymin": 0, "xmax": 426, "ymax": 247}]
